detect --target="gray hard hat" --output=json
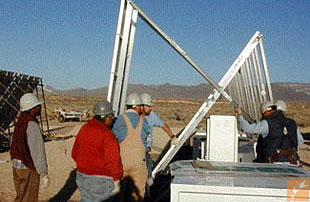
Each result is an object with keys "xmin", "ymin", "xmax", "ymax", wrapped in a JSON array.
[
  {"xmin": 93, "ymin": 100, "xmax": 113, "ymax": 115},
  {"xmin": 141, "ymin": 93, "xmax": 155, "ymax": 106},
  {"xmin": 126, "ymin": 93, "xmax": 142, "ymax": 105},
  {"xmin": 275, "ymin": 100, "xmax": 287, "ymax": 112},
  {"xmin": 260, "ymin": 101, "xmax": 275, "ymax": 113}
]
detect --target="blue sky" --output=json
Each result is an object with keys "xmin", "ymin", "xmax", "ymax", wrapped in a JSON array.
[{"xmin": 1, "ymin": 0, "xmax": 309, "ymax": 90}]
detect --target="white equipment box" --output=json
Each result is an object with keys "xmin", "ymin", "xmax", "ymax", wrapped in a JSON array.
[
  {"xmin": 206, "ymin": 115, "xmax": 238, "ymax": 162},
  {"xmin": 170, "ymin": 160, "xmax": 310, "ymax": 202}
]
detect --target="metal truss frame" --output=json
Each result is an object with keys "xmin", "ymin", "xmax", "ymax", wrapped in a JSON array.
[{"xmin": 107, "ymin": 0, "xmax": 273, "ymax": 177}]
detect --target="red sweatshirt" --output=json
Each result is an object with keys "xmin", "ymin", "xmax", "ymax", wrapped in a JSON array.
[{"xmin": 72, "ymin": 118, "xmax": 123, "ymax": 181}]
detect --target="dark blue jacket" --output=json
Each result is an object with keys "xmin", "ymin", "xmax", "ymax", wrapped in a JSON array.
[{"xmin": 263, "ymin": 112, "xmax": 286, "ymax": 160}]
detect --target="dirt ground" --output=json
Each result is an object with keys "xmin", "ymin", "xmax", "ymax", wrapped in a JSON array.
[
  {"xmin": 0, "ymin": 133, "xmax": 79, "ymax": 202},
  {"xmin": 0, "ymin": 125, "xmax": 180, "ymax": 202}
]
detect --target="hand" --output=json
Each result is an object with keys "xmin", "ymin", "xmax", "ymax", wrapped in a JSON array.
[
  {"xmin": 235, "ymin": 107, "xmax": 242, "ymax": 116},
  {"xmin": 41, "ymin": 175, "xmax": 50, "ymax": 189},
  {"xmin": 112, "ymin": 180, "xmax": 120, "ymax": 194},
  {"xmin": 171, "ymin": 136, "xmax": 179, "ymax": 146}
]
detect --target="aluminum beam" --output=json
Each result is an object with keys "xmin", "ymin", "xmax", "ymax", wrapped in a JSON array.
[{"xmin": 107, "ymin": 0, "xmax": 138, "ymax": 115}]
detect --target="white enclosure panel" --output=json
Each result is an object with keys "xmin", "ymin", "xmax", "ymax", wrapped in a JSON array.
[
  {"xmin": 207, "ymin": 115, "xmax": 238, "ymax": 162},
  {"xmin": 170, "ymin": 161, "xmax": 310, "ymax": 202},
  {"xmin": 176, "ymin": 192, "xmax": 288, "ymax": 202}
]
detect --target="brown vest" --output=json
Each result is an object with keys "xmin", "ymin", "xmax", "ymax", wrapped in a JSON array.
[{"xmin": 10, "ymin": 112, "xmax": 37, "ymax": 170}]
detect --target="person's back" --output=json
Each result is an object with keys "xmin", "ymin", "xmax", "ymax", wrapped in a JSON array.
[
  {"xmin": 72, "ymin": 118, "xmax": 122, "ymax": 177},
  {"xmin": 274, "ymin": 100, "xmax": 303, "ymax": 164},
  {"xmin": 72, "ymin": 100, "xmax": 123, "ymax": 202},
  {"xmin": 263, "ymin": 111, "xmax": 286, "ymax": 160},
  {"xmin": 112, "ymin": 93, "xmax": 150, "ymax": 201},
  {"xmin": 280, "ymin": 117, "xmax": 298, "ymax": 150},
  {"xmin": 113, "ymin": 110, "xmax": 149, "ymax": 145}
]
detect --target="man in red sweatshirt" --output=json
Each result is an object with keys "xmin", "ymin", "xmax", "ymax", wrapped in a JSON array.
[{"xmin": 72, "ymin": 100, "xmax": 123, "ymax": 202}]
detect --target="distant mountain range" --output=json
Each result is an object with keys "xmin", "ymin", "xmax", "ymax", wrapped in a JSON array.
[{"xmin": 45, "ymin": 82, "xmax": 310, "ymax": 101}]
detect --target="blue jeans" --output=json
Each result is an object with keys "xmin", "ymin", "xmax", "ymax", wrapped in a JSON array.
[{"xmin": 76, "ymin": 171, "xmax": 114, "ymax": 202}]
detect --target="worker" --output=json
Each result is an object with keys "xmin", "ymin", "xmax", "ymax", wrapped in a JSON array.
[
  {"xmin": 275, "ymin": 100, "xmax": 304, "ymax": 164},
  {"xmin": 10, "ymin": 93, "xmax": 49, "ymax": 202},
  {"xmin": 112, "ymin": 92, "xmax": 151, "ymax": 201},
  {"xmin": 72, "ymin": 100, "xmax": 123, "ymax": 202},
  {"xmin": 141, "ymin": 93, "xmax": 178, "ymax": 146},
  {"xmin": 235, "ymin": 101, "xmax": 288, "ymax": 163},
  {"xmin": 276, "ymin": 100, "xmax": 304, "ymax": 145},
  {"xmin": 140, "ymin": 93, "xmax": 178, "ymax": 186}
]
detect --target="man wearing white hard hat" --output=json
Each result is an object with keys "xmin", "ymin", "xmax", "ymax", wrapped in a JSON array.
[
  {"xmin": 112, "ymin": 92, "xmax": 150, "ymax": 200},
  {"xmin": 276, "ymin": 100, "xmax": 304, "ymax": 146},
  {"xmin": 140, "ymin": 93, "xmax": 178, "ymax": 193},
  {"xmin": 235, "ymin": 101, "xmax": 290, "ymax": 163},
  {"xmin": 141, "ymin": 93, "xmax": 177, "ymax": 146},
  {"xmin": 10, "ymin": 93, "xmax": 49, "ymax": 202},
  {"xmin": 275, "ymin": 100, "xmax": 304, "ymax": 164}
]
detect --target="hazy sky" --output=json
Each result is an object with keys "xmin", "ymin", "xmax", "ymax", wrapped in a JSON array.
[{"xmin": 1, "ymin": 0, "xmax": 309, "ymax": 90}]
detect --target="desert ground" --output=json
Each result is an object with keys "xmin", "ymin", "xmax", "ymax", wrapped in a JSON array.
[{"xmin": 1, "ymin": 94, "xmax": 310, "ymax": 201}]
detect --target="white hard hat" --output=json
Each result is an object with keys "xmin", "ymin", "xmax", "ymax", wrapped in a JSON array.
[
  {"xmin": 275, "ymin": 100, "xmax": 287, "ymax": 112},
  {"xmin": 20, "ymin": 93, "xmax": 42, "ymax": 112},
  {"xmin": 126, "ymin": 93, "xmax": 142, "ymax": 105},
  {"xmin": 141, "ymin": 93, "xmax": 155, "ymax": 106},
  {"xmin": 260, "ymin": 101, "xmax": 275, "ymax": 113},
  {"xmin": 93, "ymin": 100, "xmax": 113, "ymax": 115}
]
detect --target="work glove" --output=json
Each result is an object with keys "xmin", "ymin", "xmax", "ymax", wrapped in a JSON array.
[
  {"xmin": 171, "ymin": 136, "xmax": 179, "ymax": 146},
  {"xmin": 147, "ymin": 177, "xmax": 154, "ymax": 186},
  {"xmin": 112, "ymin": 180, "xmax": 120, "ymax": 194},
  {"xmin": 41, "ymin": 175, "xmax": 50, "ymax": 189}
]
